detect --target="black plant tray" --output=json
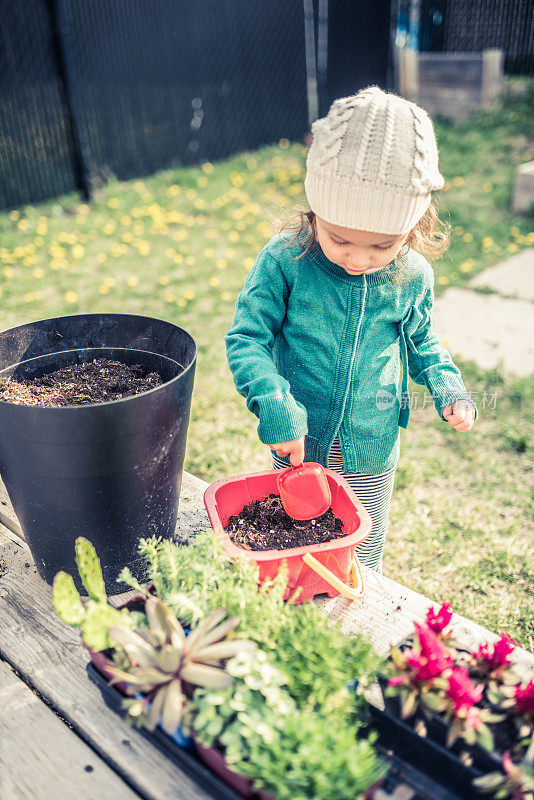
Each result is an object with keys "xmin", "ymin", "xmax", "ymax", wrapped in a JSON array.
[
  {"xmin": 87, "ymin": 661, "xmax": 242, "ymax": 800},
  {"xmin": 369, "ymin": 703, "xmax": 487, "ymax": 800},
  {"xmin": 88, "ymin": 661, "xmax": 468, "ymax": 800}
]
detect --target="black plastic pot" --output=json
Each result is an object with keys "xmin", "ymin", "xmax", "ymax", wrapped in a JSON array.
[{"xmin": 0, "ymin": 313, "xmax": 196, "ymax": 591}]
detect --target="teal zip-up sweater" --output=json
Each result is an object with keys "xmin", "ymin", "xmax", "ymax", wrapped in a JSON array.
[{"xmin": 225, "ymin": 233, "xmax": 476, "ymax": 474}]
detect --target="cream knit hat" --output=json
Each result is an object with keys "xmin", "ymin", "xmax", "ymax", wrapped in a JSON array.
[{"xmin": 304, "ymin": 86, "xmax": 445, "ymax": 235}]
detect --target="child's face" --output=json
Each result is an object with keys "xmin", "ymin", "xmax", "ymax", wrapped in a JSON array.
[{"xmin": 314, "ymin": 217, "xmax": 409, "ymax": 275}]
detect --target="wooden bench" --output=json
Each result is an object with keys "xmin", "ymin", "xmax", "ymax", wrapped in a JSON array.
[{"xmin": 1, "ymin": 473, "xmax": 532, "ymax": 800}]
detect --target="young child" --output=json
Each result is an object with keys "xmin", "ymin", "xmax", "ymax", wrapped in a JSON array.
[{"xmin": 225, "ymin": 86, "xmax": 476, "ymax": 572}]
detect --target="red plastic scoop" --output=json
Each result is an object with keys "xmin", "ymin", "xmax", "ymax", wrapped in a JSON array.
[{"xmin": 277, "ymin": 462, "xmax": 332, "ymax": 520}]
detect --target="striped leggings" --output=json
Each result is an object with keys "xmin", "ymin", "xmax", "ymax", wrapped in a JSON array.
[{"xmin": 272, "ymin": 437, "xmax": 396, "ymax": 572}]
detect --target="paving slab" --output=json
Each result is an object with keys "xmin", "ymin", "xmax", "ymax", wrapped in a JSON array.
[
  {"xmin": 433, "ymin": 287, "xmax": 534, "ymax": 376},
  {"xmin": 470, "ymin": 248, "xmax": 534, "ymax": 301}
]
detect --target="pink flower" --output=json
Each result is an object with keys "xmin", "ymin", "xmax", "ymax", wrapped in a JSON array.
[
  {"xmin": 388, "ymin": 675, "xmax": 408, "ymax": 687},
  {"xmin": 474, "ymin": 633, "xmax": 516, "ymax": 672},
  {"xmin": 447, "ymin": 668, "xmax": 483, "ymax": 715},
  {"xmin": 407, "ymin": 623, "xmax": 454, "ymax": 682},
  {"xmin": 426, "ymin": 602, "xmax": 453, "ymax": 635},
  {"xmin": 514, "ymin": 681, "xmax": 534, "ymax": 715}
]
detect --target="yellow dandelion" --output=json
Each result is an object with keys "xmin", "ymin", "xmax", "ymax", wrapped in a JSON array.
[
  {"xmin": 159, "ymin": 276, "xmax": 170, "ymax": 286},
  {"xmin": 164, "ymin": 292, "xmax": 175, "ymax": 303},
  {"xmin": 279, "ymin": 138, "xmax": 290, "ymax": 149},
  {"xmin": 3, "ymin": 267, "xmax": 13, "ymax": 278},
  {"xmin": 24, "ymin": 292, "xmax": 36, "ymax": 303},
  {"xmin": 99, "ymin": 284, "xmax": 110, "ymax": 294},
  {"xmin": 17, "ymin": 218, "xmax": 29, "ymax": 231},
  {"xmin": 453, "ymin": 226, "xmax": 464, "ymax": 236},
  {"xmin": 185, "ymin": 255, "xmax": 196, "ymax": 266},
  {"xmin": 230, "ymin": 173, "xmax": 245, "ymax": 187},
  {"xmin": 463, "ymin": 233, "xmax": 473, "ymax": 243},
  {"xmin": 236, "ymin": 220, "xmax": 247, "ymax": 231},
  {"xmin": 203, "ymin": 248, "xmax": 214, "ymax": 258},
  {"xmin": 288, "ymin": 183, "xmax": 302, "ymax": 196},
  {"xmin": 0, "ymin": 289, "xmax": 2, "ymax": 298},
  {"xmin": 197, "ymin": 176, "xmax": 208, "ymax": 188},
  {"xmin": 507, "ymin": 243, "xmax": 519, "ymax": 253},
  {"xmin": 205, "ymin": 228, "xmax": 217, "ymax": 239},
  {"xmin": 173, "ymin": 253, "xmax": 184, "ymax": 264},
  {"xmin": 452, "ymin": 176, "xmax": 465, "ymax": 187},
  {"xmin": 133, "ymin": 181, "xmax": 145, "ymax": 193},
  {"xmin": 442, "ymin": 180, "xmax": 451, "ymax": 191},
  {"xmin": 438, "ymin": 275, "xmax": 449, "ymax": 285},
  {"xmin": 526, "ymin": 232, "xmax": 534, "ymax": 245},
  {"xmin": 185, "ymin": 189, "xmax": 197, "ymax": 200},
  {"xmin": 72, "ymin": 244, "xmax": 85, "ymax": 259},
  {"xmin": 482, "ymin": 182, "xmax": 493, "ymax": 193},
  {"xmin": 23, "ymin": 256, "xmax": 36, "ymax": 266},
  {"xmin": 9, "ymin": 209, "xmax": 20, "ymax": 220},
  {"xmin": 120, "ymin": 215, "xmax": 131, "ymax": 226},
  {"xmin": 441, "ymin": 338, "xmax": 450, "ymax": 348},
  {"xmin": 96, "ymin": 253, "xmax": 108, "ymax": 264},
  {"xmin": 126, "ymin": 276, "xmax": 139, "ymax": 288},
  {"xmin": 32, "ymin": 268, "xmax": 44, "ymax": 278},
  {"xmin": 34, "ymin": 236, "xmax": 44, "ymax": 246},
  {"xmin": 77, "ymin": 203, "xmax": 90, "ymax": 215},
  {"xmin": 104, "ymin": 277, "xmax": 116, "ymax": 287},
  {"xmin": 460, "ymin": 259, "xmax": 475, "ymax": 273},
  {"xmin": 202, "ymin": 162, "xmax": 214, "ymax": 174},
  {"xmin": 137, "ymin": 242, "xmax": 150, "ymax": 256},
  {"xmin": 176, "ymin": 298, "xmax": 187, "ymax": 307},
  {"xmin": 481, "ymin": 236, "xmax": 494, "ymax": 247},
  {"xmin": 107, "ymin": 198, "xmax": 119, "ymax": 209},
  {"xmin": 509, "ymin": 226, "xmax": 521, "ymax": 236},
  {"xmin": 243, "ymin": 257, "xmax": 255, "ymax": 271},
  {"xmin": 193, "ymin": 198, "xmax": 206, "ymax": 210},
  {"xmin": 167, "ymin": 185, "xmax": 181, "ymax": 197},
  {"xmin": 271, "ymin": 156, "xmax": 283, "ymax": 167},
  {"xmin": 65, "ymin": 291, "xmax": 78, "ymax": 303},
  {"xmin": 122, "ymin": 232, "xmax": 133, "ymax": 243},
  {"xmin": 220, "ymin": 291, "xmax": 232, "ymax": 301},
  {"xmin": 183, "ymin": 290, "xmax": 195, "ymax": 301},
  {"xmin": 36, "ymin": 224, "xmax": 47, "ymax": 236},
  {"xmin": 103, "ymin": 222, "xmax": 116, "ymax": 235},
  {"xmin": 208, "ymin": 277, "xmax": 220, "ymax": 287},
  {"xmin": 216, "ymin": 258, "xmax": 228, "ymax": 270}
]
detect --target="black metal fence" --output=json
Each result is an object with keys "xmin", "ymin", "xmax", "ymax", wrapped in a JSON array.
[
  {"xmin": 0, "ymin": 0, "xmax": 391, "ymax": 209},
  {"xmin": 414, "ymin": 0, "xmax": 534, "ymax": 75}
]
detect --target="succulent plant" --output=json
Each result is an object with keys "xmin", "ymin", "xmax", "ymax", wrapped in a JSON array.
[
  {"xmin": 106, "ymin": 599, "xmax": 255, "ymax": 735},
  {"xmin": 53, "ymin": 538, "xmax": 133, "ymax": 651}
]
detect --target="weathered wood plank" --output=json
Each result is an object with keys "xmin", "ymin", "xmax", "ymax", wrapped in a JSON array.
[
  {"xmin": 0, "ymin": 476, "xmax": 23, "ymax": 539},
  {"xmin": 0, "ymin": 659, "xmax": 142, "ymax": 800}
]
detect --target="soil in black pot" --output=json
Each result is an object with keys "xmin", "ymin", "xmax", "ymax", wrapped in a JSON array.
[
  {"xmin": 0, "ymin": 359, "xmax": 164, "ymax": 406},
  {"xmin": 225, "ymin": 493, "xmax": 345, "ymax": 551}
]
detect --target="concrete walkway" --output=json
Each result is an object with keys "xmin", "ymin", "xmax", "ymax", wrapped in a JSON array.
[{"xmin": 433, "ymin": 249, "xmax": 534, "ymax": 376}]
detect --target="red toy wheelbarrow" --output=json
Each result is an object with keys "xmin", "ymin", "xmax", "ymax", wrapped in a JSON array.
[{"xmin": 203, "ymin": 467, "xmax": 372, "ymax": 603}]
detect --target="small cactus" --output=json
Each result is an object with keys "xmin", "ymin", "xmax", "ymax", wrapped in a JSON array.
[
  {"xmin": 52, "ymin": 539, "xmax": 133, "ymax": 651},
  {"xmin": 52, "ymin": 572, "xmax": 85, "ymax": 625},
  {"xmin": 75, "ymin": 537, "xmax": 106, "ymax": 602}
]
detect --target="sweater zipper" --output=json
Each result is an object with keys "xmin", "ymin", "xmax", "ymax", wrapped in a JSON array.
[{"xmin": 337, "ymin": 275, "xmax": 368, "ymax": 468}]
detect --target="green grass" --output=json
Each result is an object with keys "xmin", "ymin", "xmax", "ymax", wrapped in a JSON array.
[{"xmin": 1, "ymin": 83, "xmax": 533, "ymax": 647}]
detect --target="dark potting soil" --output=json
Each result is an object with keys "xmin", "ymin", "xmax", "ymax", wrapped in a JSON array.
[
  {"xmin": 226, "ymin": 493, "xmax": 345, "ymax": 551},
  {"xmin": 0, "ymin": 359, "xmax": 164, "ymax": 406}
]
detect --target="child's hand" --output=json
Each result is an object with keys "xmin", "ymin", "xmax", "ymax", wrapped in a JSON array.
[
  {"xmin": 267, "ymin": 436, "xmax": 305, "ymax": 466},
  {"xmin": 442, "ymin": 401, "xmax": 476, "ymax": 432}
]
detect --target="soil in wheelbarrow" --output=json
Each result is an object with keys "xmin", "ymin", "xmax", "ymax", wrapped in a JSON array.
[
  {"xmin": 226, "ymin": 493, "xmax": 345, "ymax": 551},
  {"xmin": 0, "ymin": 359, "xmax": 164, "ymax": 406}
]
